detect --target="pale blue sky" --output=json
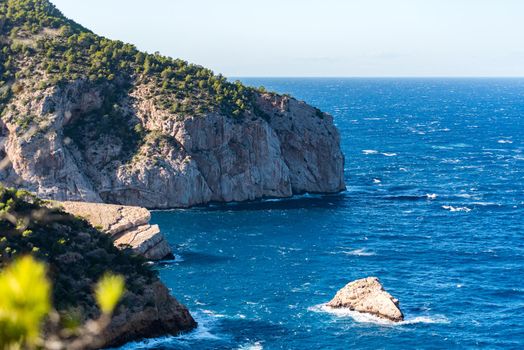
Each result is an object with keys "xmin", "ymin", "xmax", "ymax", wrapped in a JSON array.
[{"xmin": 52, "ymin": 0, "xmax": 524, "ymax": 77}]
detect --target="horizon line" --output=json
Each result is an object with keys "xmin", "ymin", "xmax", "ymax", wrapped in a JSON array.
[{"xmin": 232, "ymin": 76, "xmax": 524, "ymax": 79}]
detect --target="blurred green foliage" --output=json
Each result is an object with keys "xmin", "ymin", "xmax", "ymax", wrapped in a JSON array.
[
  {"xmin": 0, "ymin": 255, "xmax": 126, "ymax": 349},
  {"xmin": 95, "ymin": 273, "xmax": 125, "ymax": 315},
  {"xmin": 0, "ymin": 255, "xmax": 50, "ymax": 348}
]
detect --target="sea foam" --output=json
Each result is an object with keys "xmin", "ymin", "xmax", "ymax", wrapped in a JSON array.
[
  {"xmin": 343, "ymin": 248, "xmax": 376, "ymax": 256},
  {"xmin": 442, "ymin": 205, "xmax": 471, "ymax": 212},
  {"xmin": 308, "ymin": 304, "xmax": 449, "ymax": 326},
  {"xmin": 238, "ymin": 342, "xmax": 264, "ymax": 350}
]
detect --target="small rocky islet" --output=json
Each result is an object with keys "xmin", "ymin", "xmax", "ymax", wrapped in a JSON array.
[{"xmin": 327, "ymin": 277, "xmax": 404, "ymax": 323}]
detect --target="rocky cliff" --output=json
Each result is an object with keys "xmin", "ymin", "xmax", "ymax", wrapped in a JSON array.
[
  {"xmin": 0, "ymin": 81, "xmax": 345, "ymax": 209},
  {"xmin": 0, "ymin": 0, "xmax": 345, "ymax": 209},
  {"xmin": 57, "ymin": 201, "xmax": 172, "ymax": 260}
]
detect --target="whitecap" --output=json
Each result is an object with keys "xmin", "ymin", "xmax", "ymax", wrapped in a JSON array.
[
  {"xmin": 498, "ymin": 139, "xmax": 513, "ymax": 144},
  {"xmin": 343, "ymin": 248, "xmax": 376, "ymax": 256},
  {"xmin": 454, "ymin": 193, "xmax": 473, "ymax": 198},
  {"xmin": 362, "ymin": 149, "xmax": 379, "ymax": 155},
  {"xmin": 471, "ymin": 202, "xmax": 499, "ymax": 207},
  {"xmin": 309, "ymin": 304, "xmax": 449, "ymax": 326},
  {"xmin": 426, "ymin": 193, "xmax": 437, "ymax": 200},
  {"xmin": 238, "ymin": 341, "xmax": 264, "ymax": 350},
  {"xmin": 450, "ymin": 143, "xmax": 471, "ymax": 148},
  {"xmin": 442, "ymin": 205, "xmax": 471, "ymax": 212},
  {"xmin": 373, "ymin": 178, "xmax": 381, "ymax": 184},
  {"xmin": 381, "ymin": 152, "xmax": 397, "ymax": 157}
]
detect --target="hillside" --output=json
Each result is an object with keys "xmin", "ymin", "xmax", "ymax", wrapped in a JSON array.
[
  {"xmin": 0, "ymin": 186, "xmax": 195, "ymax": 347},
  {"xmin": 0, "ymin": 0, "xmax": 345, "ymax": 208}
]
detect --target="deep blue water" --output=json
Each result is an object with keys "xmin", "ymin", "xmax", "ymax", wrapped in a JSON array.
[{"xmin": 122, "ymin": 79, "xmax": 524, "ymax": 349}]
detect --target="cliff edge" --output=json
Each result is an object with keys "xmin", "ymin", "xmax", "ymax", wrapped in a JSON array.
[{"xmin": 58, "ymin": 201, "xmax": 172, "ymax": 260}]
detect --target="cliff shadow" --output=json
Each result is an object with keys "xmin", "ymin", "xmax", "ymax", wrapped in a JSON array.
[
  {"xmin": 156, "ymin": 251, "xmax": 235, "ymax": 267},
  {"xmin": 201, "ymin": 192, "xmax": 348, "ymax": 212}
]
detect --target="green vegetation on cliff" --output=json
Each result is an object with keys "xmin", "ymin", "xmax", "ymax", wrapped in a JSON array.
[{"xmin": 0, "ymin": 0, "xmax": 259, "ymax": 119}]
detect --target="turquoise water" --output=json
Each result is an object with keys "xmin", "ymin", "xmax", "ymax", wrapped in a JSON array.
[{"xmin": 122, "ymin": 79, "xmax": 524, "ymax": 349}]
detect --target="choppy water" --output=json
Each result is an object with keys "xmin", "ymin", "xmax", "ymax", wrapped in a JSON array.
[{"xmin": 121, "ymin": 79, "xmax": 524, "ymax": 349}]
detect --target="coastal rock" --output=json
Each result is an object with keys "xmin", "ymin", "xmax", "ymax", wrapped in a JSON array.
[
  {"xmin": 58, "ymin": 201, "xmax": 172, "ymax": 260},
  {"xmin": 327, "ymin": 277, "xmax": 404, "ymax": 322},
  {"xmin": 0, "ymin": 80, "xmax": 345, "ymax": 208},
  {"xmin": 101, "ymin": 281, "xmax": 196, "ymax": 348}
]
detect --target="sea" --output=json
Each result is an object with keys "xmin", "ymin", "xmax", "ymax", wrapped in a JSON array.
[{"xmin": 120, "ymin": 78, "xmax": 524, "ymax": 349}]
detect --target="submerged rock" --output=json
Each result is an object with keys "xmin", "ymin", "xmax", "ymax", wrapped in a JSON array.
[
  {"xmin": 327, "ymin": 277, "xmax": 404, "ymax": 322},
  {"xmin": 58, "ymin": 201, "xmax": 172, "ymax": 260}
]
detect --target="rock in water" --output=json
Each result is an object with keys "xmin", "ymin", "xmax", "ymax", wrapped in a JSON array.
[{"xmin": 327, "ymin": 277, "xmax": 404, "ymax": 322}]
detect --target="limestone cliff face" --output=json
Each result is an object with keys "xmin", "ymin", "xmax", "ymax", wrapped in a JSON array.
[{"xmin": 0, "ymin": 79, "xmax": 345, "ymax": 208}]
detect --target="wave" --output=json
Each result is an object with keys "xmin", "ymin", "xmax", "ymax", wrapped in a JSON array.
[
  {"xmin": 470, "ymin": 202, "xmax": 500, "ymax": 207},
  {"xmin": 498, "ymin": 139, "xmax": 513, "ymax": 144},
  {"xmin": 432, "ymin": 145, "xmax": 454, "ymax": 150},
  {"xmin": 116, "ymin": 310, "xmax": 227, "ymax": 349},
  {"xmin": 453, "ymin": 193, "xmax": 473, "ymax": 199},
  {"xmin": 450, "ymin": 143, "xmax": 472, "ymax": 148},
  {"xmin": 238, "ymin": 342, "xmax": 264, "ymax": 350},
  {"xmin": 441, "ymin": 158, "xmax": 461, "ymax": 164},
  {"xmin": 442, "ymin": 205, "xmax": 471, "ymax": 212},
  {"xmin": 343, "ymin": 248, "xmax": 376, "ymax": 256},
  {"xmin": 308, "ymin": 304, "xmax": 449, "ymax": 326},
  {"xmin": 361, "ymin": 150, "xmax": 397, "ymax": 157}
]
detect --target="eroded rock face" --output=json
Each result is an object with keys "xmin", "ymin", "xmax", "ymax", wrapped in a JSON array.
[
  {"xmin": 101, "ymin": 281, "xmax": 196, "ymax": 348},
  {"xmin": 0, "ymin": 80, "xmax": 345, "ymax": 208},
  {"xmin": 58, "ymin": 201, "xmax": 172, "ymax": 260},
  {"xmin": 327, "ymin": 277, "xmax": 404, "ymax": 322}
]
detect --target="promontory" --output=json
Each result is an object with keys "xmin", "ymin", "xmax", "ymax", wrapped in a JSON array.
[{"xmin": 0, "ymin": 0, "xmax": 345, "ymax": 209}]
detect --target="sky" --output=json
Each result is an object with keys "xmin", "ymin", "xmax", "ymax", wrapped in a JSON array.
[{"xmin": 51, "ymin": 0, "xmax": 524, "ymax": 77}]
